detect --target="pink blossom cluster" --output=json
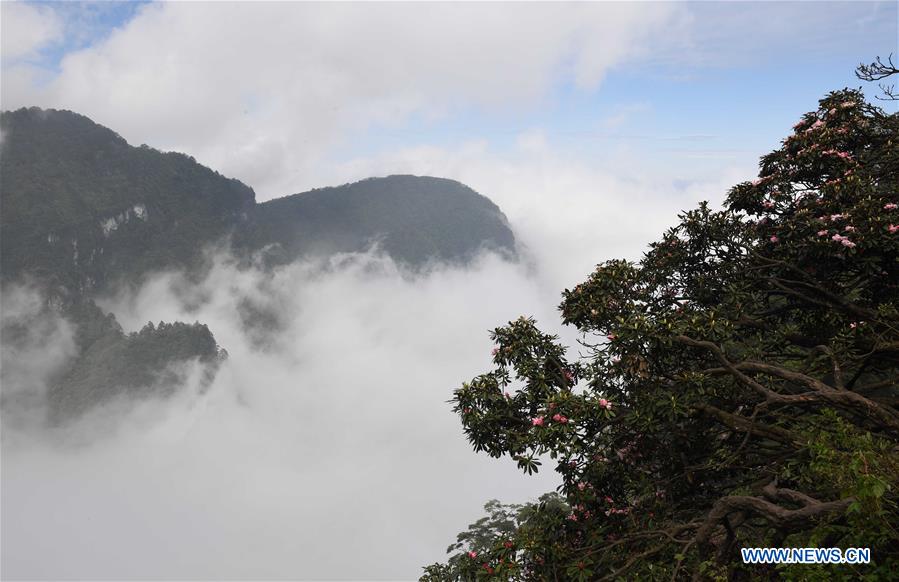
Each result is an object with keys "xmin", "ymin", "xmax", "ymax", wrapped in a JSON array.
[
  {"xmin": 831, "ymin": 233, "xmax": 856, "ymax": 248},
  {"xmin": 889, "ymin": 224, "xmax": 899, "ymax": 234},
  {"xmin": 552, "ymin": 413, "xmax": 569, "ymax": 424},
  {"xmin": 821, "ymin": 149, "xmax": 853, "ymax": 161},
  {"xmin": 805, "ymin": 119, "xmax": 825, "ymax": 132},
  {"xmin": 885, "ymin": 203, "xmax": 898, "ymax": 211},
  {"xmin": 598, "ymin": 398, "xmax": 613, "ymax": 410}
]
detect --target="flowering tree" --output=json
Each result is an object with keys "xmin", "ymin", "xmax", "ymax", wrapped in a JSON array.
[{"xmin": 422, "ymin": 85, "xmax": 899, "ymax": 580}]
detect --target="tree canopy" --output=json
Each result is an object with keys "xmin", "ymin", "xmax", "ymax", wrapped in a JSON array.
[{"xmin": 423, "ymin": 81, "xmax": 899, "ymax": 580}]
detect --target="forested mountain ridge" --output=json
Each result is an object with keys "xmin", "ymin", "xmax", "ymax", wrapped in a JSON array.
[
  {"xmin": 0, "ymin": 107, "xmax": 517, "ymax": 420},
  {"xmin": 0, "ymin": 107, "xmax": 256, "ymax": 297},
  {"xmin": 1, "ymin": 107, "xmax": 516, "ymax": 298},
  {"xmin": 239, "ymin": 175, "xmax": 516, "ymax": 267}
]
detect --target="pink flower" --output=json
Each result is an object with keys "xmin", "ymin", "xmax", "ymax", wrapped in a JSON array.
[
  {"xmin": 817, "ymin": 230, "xmax": 829, "ymax": 237},
  {"xmin": 554, "ymin": 415, "xmax": 569, "ymax": 424},
  {"xmin": 531, "ymin": 416, "xmax": 545, "ymax": 427},
  {"xmin": 841, "ymin": 239, "xmax": 856, "ymax": 248},
  {"xmin": 889, "ymin": 224, "xmax": 899, "ymax": 234},
  {"xmin": 606, "ymin": 333, "xmax": 617, "ymax": 341},
  {"xmin": 844, "ymin": 225, "xmax": 856, "ymax": 232},
  {"xmin": 604, "ymin": 496, "xmax": 614, "ymax": 504},
  {"xmin": 769, "ymin": 235, "xmax": 779, "ymax": 243},
  {"xmin": 805, "ymin": 119, "xmax": 825, "ymax": 132},
  {"xmin": 598, "ymin": 398, "xmax": 612, "ymax": 410},
  {"xmin": 468, "ymin": 551, "xmax": 478, "ymax": 559},
  {"xmin": 491, "ymin": 347, "xmax": 499, "ymax": 357},
  {"xmin": 832, "ymin": 234, "xmax": 846, "ymax": 242},
  {"xmin": 885, "ymin": 203, "xmax": 898, "ymax": 211},
  {"xmin": 830, "ymin": 214, "xmax": 845, "ymax": 222},
  {"xmin": 840, "ymin": 100, "xmax": 857, "ymax": 108},
  {"xmin": 850, "ymin": 322, "xmax": 858, "ymax": 329},
  {"xmin": 762, "ymin": 200, "xmax": 775, "ymax": 209},
  {"xmin": 828, "ymin": 108, "xmax": 837, "ymax": 116},
  {"xmin": 567, "ymin": 513, "xmax": 578, "ymax": 522}
]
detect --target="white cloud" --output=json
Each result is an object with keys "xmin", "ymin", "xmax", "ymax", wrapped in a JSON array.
[
  {"xmin": 2, "ymin": 250, "xmax": 568, "ymax": 580},
  {"xmin": 319, "ymin": 136, "xmax": 756, "ymax": 289},
  {"xmin": 0, "ymin": 2, "xmax": 683, "ymax": 199},
  {"xmin": 0, "ymin": 2, "xmax": 63, "ymax": 61}
]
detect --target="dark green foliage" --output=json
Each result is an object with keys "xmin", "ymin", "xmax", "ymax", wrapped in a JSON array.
[
  {"xmin": 45, "ymin": 300, "xmax": 225, "ymax": 422},
  {"xmin": 236, "ymin": 175, "xmax": 516, "ymax": 268},
  {"xmin": 0, "ymin": 107, "xmax": 256, "ymax": 294},
  {"xmin": 425, "ymin": 88, "xmax": 899, "ymax": 580}
]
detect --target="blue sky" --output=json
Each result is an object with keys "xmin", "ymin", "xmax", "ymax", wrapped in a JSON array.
[{"xmin": 3, "ymin": 2, "xmax": 895, "ymax": 195}]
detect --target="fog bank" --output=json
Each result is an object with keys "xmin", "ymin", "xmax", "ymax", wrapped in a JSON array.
[{"xmin": 2, "ymin": 250, "xmax": 568, "ymax": 580}]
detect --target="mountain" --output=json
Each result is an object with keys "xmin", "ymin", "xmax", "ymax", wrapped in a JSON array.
[
  {"xmin": 0, "ymin": 107, "xmax": 517, "ymax": 420},
  {"xmin": 0, "ymin": 107, "xmax": 256, "ymax": 297},
  {"xmin": 238, "ymin": 175, "xmax": 515, "ymax": 267},
  {"xmin": 1, "ymin": 108, "xmax": 515, "ymax": 296}
]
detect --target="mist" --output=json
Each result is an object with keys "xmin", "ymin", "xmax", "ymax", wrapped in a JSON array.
[{"xmin": 1, "ymin": 247, "xmax": 579, "ymax": 580}]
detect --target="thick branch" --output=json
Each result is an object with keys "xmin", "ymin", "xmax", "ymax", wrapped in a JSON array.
[
  {"xmin": 696, "ymin": 490, "xmax": 854, "ymax": 547},
  {"xmin": 693, "ymin": 403, "xmax": 800, "ymax": 446}
]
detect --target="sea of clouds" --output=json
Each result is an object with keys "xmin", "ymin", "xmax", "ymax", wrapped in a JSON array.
[{"xmin": 2, "ymin": 247, "xmax": 577, "ymax": 580}]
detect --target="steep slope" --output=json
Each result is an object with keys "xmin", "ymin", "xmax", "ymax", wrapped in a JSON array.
[{"xmin": 0, "ymin": 107, "xmax": 256, "ymax": 296}]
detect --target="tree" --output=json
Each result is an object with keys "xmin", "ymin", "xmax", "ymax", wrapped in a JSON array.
[
  {"xmin": 857, "ymin": 54, "xmax": 899, "ymax": 101},
  {"xmin": 423, "ymin": 80, "xmax": 899, "ymax": 580}
]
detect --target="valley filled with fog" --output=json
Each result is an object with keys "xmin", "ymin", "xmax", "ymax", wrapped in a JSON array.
[
  {"xmin": 0, "ymin": 163, "xmax": 703, "ymax": 577},
  {"xmin": 2, "ymin": 247, "xmax": 561, "ymax": 578}
]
